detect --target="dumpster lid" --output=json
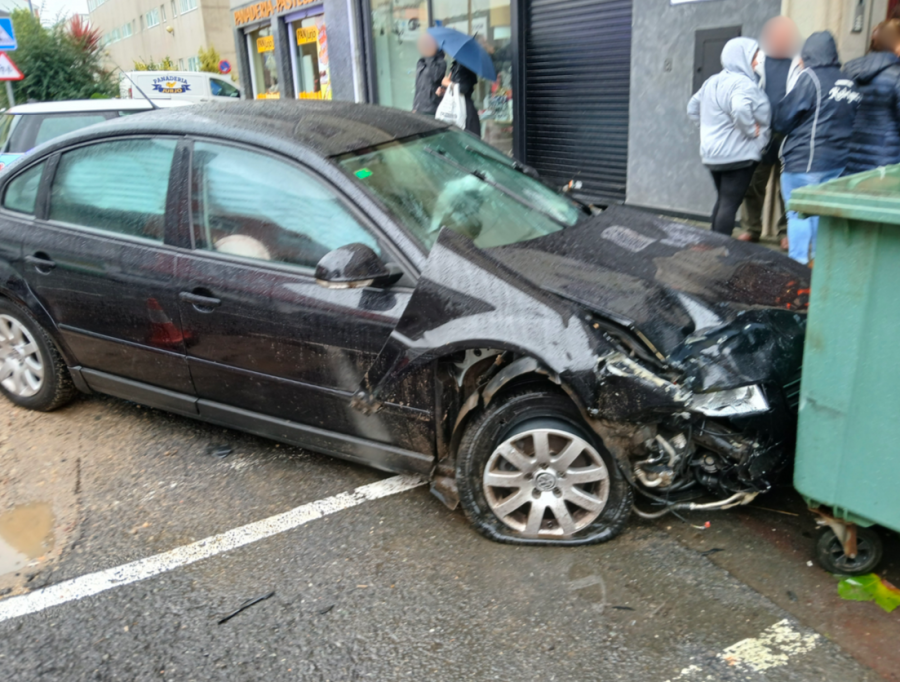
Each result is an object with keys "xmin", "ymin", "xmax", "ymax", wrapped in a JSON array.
[{"xmin": 788, "ymin": 164, "xmax": 900, "ymax": 226}]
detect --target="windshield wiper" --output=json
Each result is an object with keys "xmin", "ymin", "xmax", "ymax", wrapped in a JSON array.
[
  {"xmin": 423, "ymin": 146, "xmax": 569, "ymax": 228},
  {"xmin": 462, "ymin": 144, "xmax": 594, "ymax": 217}
]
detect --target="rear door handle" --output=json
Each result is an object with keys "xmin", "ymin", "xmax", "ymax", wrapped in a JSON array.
[
  {"xmin": 25, "ymin": 254, "xmax": 56, "ymax": 270},
  {"xmin": 179, "ymin": 291, "xmax": 222, "ymax": 310}
]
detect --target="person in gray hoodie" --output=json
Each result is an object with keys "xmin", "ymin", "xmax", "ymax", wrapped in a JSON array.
[{"xmin": 688, "ymin": 37, "xmax": 772, "ymax": 236}]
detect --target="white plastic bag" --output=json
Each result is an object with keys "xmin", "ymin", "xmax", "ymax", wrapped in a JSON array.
[{"xmin": 435, "ymin": 83, "xmax": 467, "ymax": 130}]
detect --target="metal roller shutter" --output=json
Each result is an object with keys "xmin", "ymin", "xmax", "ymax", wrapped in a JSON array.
[{"xmin": 524, "ymin": 0, "xmax": 633, "ymax": 204}]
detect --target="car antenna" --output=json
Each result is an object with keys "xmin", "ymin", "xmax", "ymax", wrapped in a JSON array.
[{"xmin": 112, "ymin": 61, "xmax": 160, "ymax": 110}]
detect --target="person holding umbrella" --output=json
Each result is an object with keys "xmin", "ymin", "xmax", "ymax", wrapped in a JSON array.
[{"xmin": 427, "ymin": 26, "xmax": 497, "ymax": 137}]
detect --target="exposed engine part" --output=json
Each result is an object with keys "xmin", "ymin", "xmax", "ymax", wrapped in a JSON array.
[
  {"xmin": 689, "ymin": 384, "xmax": 770, "ymax": 418},
  {"xmin": 633, "ymin": 434, "xmax": 687, "ymax": 489},
  {"xmin": 632, "ymin": 491, "xmax": 759, "ymax": 520},
  {"xmin": 693, "ymin": 423, "xmax": 756, "ymax": 462}
]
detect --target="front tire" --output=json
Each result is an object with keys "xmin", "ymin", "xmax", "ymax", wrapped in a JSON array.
[
  {"xmin": 0, "ymin": 298, "xmax": 76, "ymax": 412},
  {"xmin": 456, "ymin": 388, "xmax": 632, "ymax": 545}
]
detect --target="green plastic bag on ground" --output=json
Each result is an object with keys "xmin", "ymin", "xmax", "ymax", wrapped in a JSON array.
[{"xmin": 838, "ymin": 574, "xmax": 900, "ymax": 613}]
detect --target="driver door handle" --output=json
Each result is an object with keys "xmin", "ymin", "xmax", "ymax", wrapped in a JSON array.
[
  {"xmin": 25, "ymin": 254, "xmax": 56, "ymax": 270},
  {"xmin": 179, "ymin": 291, "xmax": 222, "ymax": 309}
]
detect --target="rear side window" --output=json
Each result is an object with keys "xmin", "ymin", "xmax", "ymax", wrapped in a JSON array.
[
  {"xmin": 210, "ymin": 79, "xmax": 240, "ymax": 98},
  {"xmin": 49, "ymin": 138, "xmax": 176, "ymax": 242},
  {"xmin": 3, "ymin": 162, "xmax": 44, "ymax": 214},
  {"xmin": 34, "ymin": 114, "xmax": 107, "ymax": 148}
]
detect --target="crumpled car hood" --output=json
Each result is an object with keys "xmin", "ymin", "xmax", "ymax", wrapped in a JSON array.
[
  {"xmin": 354, "ymin": 207, "xmax": 809, "ymax": 415},
  {"xmin": 487, "ymin": 205, "xmax": 810, "ymax": 359}
]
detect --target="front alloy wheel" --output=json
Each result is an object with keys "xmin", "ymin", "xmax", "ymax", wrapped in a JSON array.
[
  {"xmin": 457, "ymin": 388, "xmax": 632, "ymax": 545},
  {"xmin": 484, "ymin": 428, "xmax": 610, "ymax": 538}
]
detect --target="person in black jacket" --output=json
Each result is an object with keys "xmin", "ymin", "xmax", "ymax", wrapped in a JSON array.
[
  {"xmin": 442, "ymin": 62, "xmax": 481, "ymax": 136},
  {"xmin": 412, "ymin": 34, "xmax": 447, "ymax": 117},
  {"xmin": 843, "ymin": 20, "xmax": 900, "ymax": 174},
  {"xmin": 739, "ymin": 16, "xmax": 801, "ymax": 245},
  {"xmin": 774, "ymin": 31, "xmax": 861, "ymax": 265}
]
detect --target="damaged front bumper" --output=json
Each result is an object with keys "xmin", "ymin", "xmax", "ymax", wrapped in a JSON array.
[{"xmin": 593, "ymin": 349, "xmax": 795, "ymax": 501}]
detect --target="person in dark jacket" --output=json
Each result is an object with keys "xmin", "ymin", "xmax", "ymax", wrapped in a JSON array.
[
  {"xmin": 442, "ymin": 61, "xmax": 481, "ymax": 136},
  {"xmin": 844, "ymin": 20, "xmax": 900, "ymax": 174},
  {"xmin": 774, "ymin": 31, "xmax": 861, "ymax": 265},
  {"xmin": 412, "ymin": 34, "xmax": 447, "ymax": 117},
  {"xmin": 739, "ymin": 16, "xmax": 801, "ymax": 245}
]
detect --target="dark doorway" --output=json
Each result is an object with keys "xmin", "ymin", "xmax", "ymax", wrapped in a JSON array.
[{"xmin": 693, "ymin": 26, "xmax": 743, "ymax": 94}]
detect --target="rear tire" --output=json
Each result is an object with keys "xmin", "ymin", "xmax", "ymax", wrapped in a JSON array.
[
  {"xmin": 0, "ymin": 298, "xmax": 76, "ymax": 412},
  {"xmin": 456, "ymin": 388, "xmax": 632, "ymax": 545}
]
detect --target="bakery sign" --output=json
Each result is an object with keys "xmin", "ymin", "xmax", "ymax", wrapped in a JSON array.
[
  {"xmin": 234, "ymin": 0, "xmax": 321, "ymax": 25},
  {"xmin": 151, "ymin": 76, "xmax": 191, "ymax": 94}
]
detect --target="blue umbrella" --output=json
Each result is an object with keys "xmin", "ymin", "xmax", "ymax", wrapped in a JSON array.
[{"xmin": 427, "ymin": 26, "xmax": 497, "ymax": 82}]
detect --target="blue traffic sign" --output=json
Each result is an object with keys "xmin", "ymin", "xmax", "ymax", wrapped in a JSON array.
[{"xmin": 0, "ymin": 18, "xmax": 16, "ymax": 51}]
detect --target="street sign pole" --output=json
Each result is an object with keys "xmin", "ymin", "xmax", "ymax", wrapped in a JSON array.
[{"xmin": 5, "ymin": 81, "xmax": 13, "ymax": 107}]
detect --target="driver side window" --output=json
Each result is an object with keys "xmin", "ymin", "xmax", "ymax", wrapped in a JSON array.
[{"xmin": 190, "ymin": 141, "xmax": 379, "ymax": 268}]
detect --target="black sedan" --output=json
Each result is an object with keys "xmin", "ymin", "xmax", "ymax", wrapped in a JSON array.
[{"xmin": 0, "ymin": 101, "xmax": 810, "ymax": 545}]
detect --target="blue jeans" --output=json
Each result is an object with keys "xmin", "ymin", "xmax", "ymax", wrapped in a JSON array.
[{"xmin": 781, "ymin": 168, "xmax": 844, "ymax": 264}]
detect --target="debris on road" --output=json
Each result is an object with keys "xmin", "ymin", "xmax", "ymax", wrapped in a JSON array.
[
  {"xmin": 700, "ymin": 548, "xmax": 724, "ymax": 557},
  {"xmin": 838, "ymin": 574, "xmax": 900, "ymax": 613},
  {"xmin": 208, "ymin": 445, "xmax": 233, "ymax": 459},
  {"xmin": 217, "ymin": 591, "xmax": 275, "ymax": 624}
]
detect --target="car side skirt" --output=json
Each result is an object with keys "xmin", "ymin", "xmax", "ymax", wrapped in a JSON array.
[{"xmin": 74, "ymin": 367, "xmax": 434, "ymax": 476}]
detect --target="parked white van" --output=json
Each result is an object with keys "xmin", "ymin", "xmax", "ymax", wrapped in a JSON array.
[{"xmin": 121, "ymin": 71, "xmax": 242, "ymax": 103}]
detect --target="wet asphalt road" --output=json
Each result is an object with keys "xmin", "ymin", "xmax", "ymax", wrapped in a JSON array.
[{"xmin": 0, "ymin": 395, "xmax": 891, "ymax": 681}]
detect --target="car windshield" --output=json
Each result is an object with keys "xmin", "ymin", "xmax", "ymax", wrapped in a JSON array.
[{"xmin": 337, "ymin": 130, "xmax": 583, "ymax": 251}]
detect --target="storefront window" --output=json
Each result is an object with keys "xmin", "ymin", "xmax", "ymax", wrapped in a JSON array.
[
  {"xmin": 369, "ymin": 0, "xmax": 429, "ymax": 110},
  {"xmin": 290, "ymin": 13, "xmax": 332, "ymax": 100},
  {"xmin": 433, "ymin": 0, "xmax": 512, "ymax": 153},
  {"xmin": 246, "ymin": 24, "xmax": 280, "ymax": 99}
]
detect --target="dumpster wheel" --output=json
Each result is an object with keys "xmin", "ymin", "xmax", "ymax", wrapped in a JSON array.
[{"xmin": 816, "ymin": 526, "xmax": 883, "ymax": 576}]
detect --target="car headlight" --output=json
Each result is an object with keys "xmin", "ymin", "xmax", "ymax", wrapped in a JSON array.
[{"xmin": 689, "ymin": 384, "xmax": 769, "ymax": 417}]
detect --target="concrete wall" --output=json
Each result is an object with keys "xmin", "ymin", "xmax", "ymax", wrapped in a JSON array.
[{"xmin": 626, "ymin": 0, "xmax": 781, "ymax": 216}]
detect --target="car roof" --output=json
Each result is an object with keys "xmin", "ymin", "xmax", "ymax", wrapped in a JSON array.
[
  {"xmin": 58, "ymin": 100, "xmax": 451, "ymax": 158},
  {"xmin": 5, "ymin": 99, "xmax": 191, "ymax": 115}
]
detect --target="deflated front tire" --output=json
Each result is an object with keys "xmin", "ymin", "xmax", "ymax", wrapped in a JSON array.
[{"xmin": 456, "ymin": 388, "xmax": 632, "ymax": 545}]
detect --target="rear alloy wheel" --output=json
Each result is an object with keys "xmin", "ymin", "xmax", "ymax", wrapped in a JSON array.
[
  {"xmin": 0, "ymin": 299, "xmax": 76, "ymax": 412},
  {"xmin": 457, "ymin": 388, "xmax": 632, "ymax": 545},
  {"xmin": 0, "ymin": 314, "xmax": 44, "ymax": 398}
]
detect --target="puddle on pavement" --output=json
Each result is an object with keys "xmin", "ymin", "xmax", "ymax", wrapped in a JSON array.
[{"xmin": 0, "ymin": 503, "xmax": 55, "ymax": 576}]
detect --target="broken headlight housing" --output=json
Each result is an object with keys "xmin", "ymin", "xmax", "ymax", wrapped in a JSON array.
[{"xmin": 689, "ymin": 384, "xmax": 770, "ymax": 418}]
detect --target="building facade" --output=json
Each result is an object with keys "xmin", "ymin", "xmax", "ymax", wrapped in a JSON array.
[
  {"xmin": 89, "ymin": 0, "xmax": 237, "ymax": 77},
  {"xmin": 227, "ymin": 0, "xmax": 893, "ymax": 215}
]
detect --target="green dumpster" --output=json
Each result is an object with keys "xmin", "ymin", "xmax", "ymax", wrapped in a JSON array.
[{"xmin": 788, "ymin": 165, "xmax": 900, "ymax": 575}]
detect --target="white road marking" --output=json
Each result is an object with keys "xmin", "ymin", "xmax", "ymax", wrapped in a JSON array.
[
  {"xmin": 665, "ymin": 619, "xmax": 821, "ymax": 680},
  {"xmin": 0, "ymin": 475, "xmax": 425, "ymax": 623}
]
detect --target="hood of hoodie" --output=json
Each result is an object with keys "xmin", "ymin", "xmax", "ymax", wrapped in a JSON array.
[
  {"xmin": 801, "ymin": 31, "xmax": 840, "ymax": 69},
  {"xmin": 845, "ymin": 50, "xmax": 900, "ymax": 85},
  {"xmin": 721, "ymin": 37, "xmax": 760, "ymax": 80}
]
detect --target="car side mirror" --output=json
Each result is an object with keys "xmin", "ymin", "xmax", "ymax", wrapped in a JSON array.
[{"xmin": 315, "ymin": 243, "xmax": 400, "ymax": 289}]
